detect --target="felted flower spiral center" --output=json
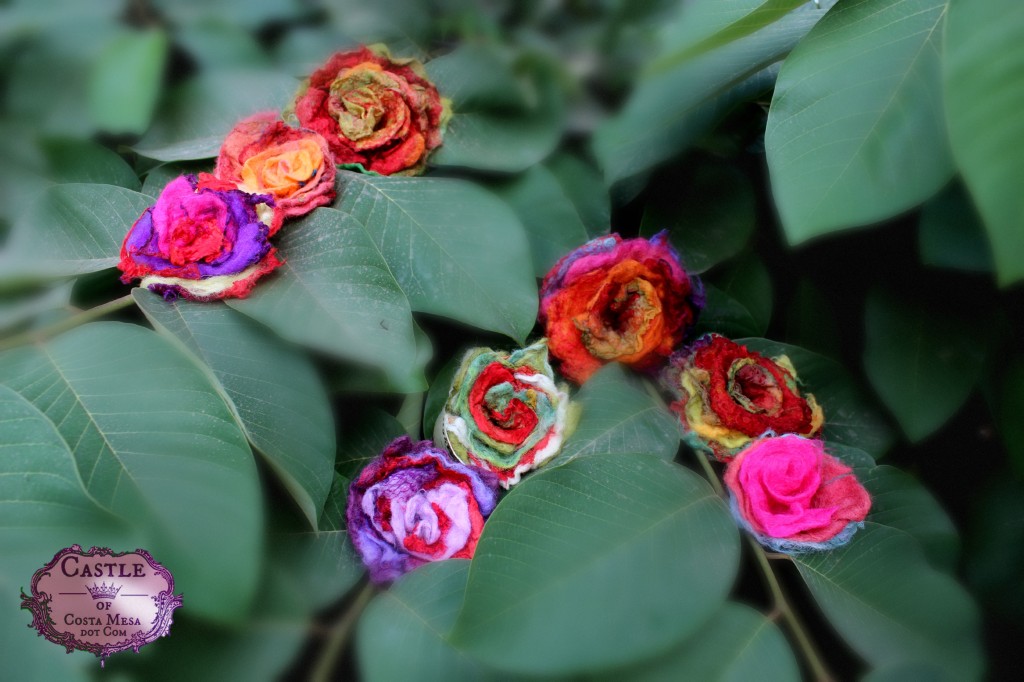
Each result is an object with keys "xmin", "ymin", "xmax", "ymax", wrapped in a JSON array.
[
  {"xmin": 329, "ymin": 65, "xmax": 411, "ymax": 150},
  {"xmin": 728, "ymin": 359, "xmax": 784, "ymax": 415},
  {"xmin": 240, "ymin": 139, "xmax": 324, "ymax": 198}
]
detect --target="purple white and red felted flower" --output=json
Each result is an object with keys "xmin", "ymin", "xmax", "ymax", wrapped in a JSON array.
[
  {"xmin": 117, "ymin": 175, "xmax": 281, "ymax": 301},
  {"xmin": 724, "ymin": 434, "xmax": 871, "ymax": 554},
  {"xmin": 539, "ymin": 232, "xmax": 703, "ymax": 384},
  {"xmin": 346, "ymin": 436, "xmax": 499, "ymax": 584}
]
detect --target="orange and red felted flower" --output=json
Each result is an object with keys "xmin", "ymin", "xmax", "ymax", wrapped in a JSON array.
[
  {"xmin": 538, "ymin": 232, "xmax": 703, "ymax": 384},
  {"xmin": 288, "ymin": 45, "xmax": 450, "ymax": 176},
  {"xmin": 214, "ymin": 111, "xmax": 336, "ymax": 234},
  {"xmin": 662, "ymin": 334, "xmax": 824, "ymax": 460}
]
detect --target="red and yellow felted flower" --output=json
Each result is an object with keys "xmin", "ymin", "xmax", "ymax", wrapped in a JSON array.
[
  {"xmin": 214, "ymin": 111, "xmax": 336, "ymax": 234},
  {"xmin": 538, "ymin": 232, "xmax": 703, "ymax": 384},
  {"xmin": 287, "ymin": 45, "xmax": 450, "ymax": 176},
  {"xmin": 662, "ymin": 334, "xmax": 824, "ymax": 460}
]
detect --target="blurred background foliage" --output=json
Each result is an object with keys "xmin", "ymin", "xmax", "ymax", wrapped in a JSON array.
[{"xmin": 1, "ymin": 0, "xmax": 1022, "ymax": 679}]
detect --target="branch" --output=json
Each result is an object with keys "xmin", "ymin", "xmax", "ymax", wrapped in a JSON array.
[
  {"xmin": 310, "ymin": 581, "xmax": 376, "ymax": 682},
  {"xmin": 0, "ymin": 293, "xmax": 135, "ymax": 352}
]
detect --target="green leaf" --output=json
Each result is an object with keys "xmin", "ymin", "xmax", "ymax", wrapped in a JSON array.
[
  {"xmin": 700, "ymin": 254, "xmax": 773, "ymax": 335},
  {"xmin": 739, "ymin": 338, "xmax": 896, "ymax": 458},
  {"xmin": 135, "ymin": 294, "xmax": 336, "ymax": 529},
  {"xmin": 451, "ymin": 454, "xmax": 740, "ymax": 675},
  {"xmin": 697, "ymin": 283, "xmax": 768, "ymax": 338},
  {"xmin": 423, "ymin": 351, "xmax": 462, "ymax": 442},
  {"xmin": 335, "ymin": 172, "xmax": 537, "ymax": 343},
  {"xmin": 654, "ymin": 0, "xmax": 810, "ymax": 69},
  {"xmin": 427, "ymin": 49, "xmax": 564, "ymax": 173},
  {"xmin": 863, "ymin": 660, "xmax": 962, "ymax": 682},
  {"xmin": 554, "ymin": 364, "xmax": 680, "ymax": 465},
  {"xmin": 319, "ymin": 472, "xmax": 350, "ymax": 532},
  {"xmin": 918, "ymin": 183, "xmax": 993, "ymax": 273},
  {"xmin": 864, "ymin": 290, "xmax": 985, "ymax": 442},
  {"xmin": 965, "ymin": 478, "xmax": 1024, "ymax": 621},
  {"xmin": 794, "ymin": 524, "xmax": 983, "ymax": 679},
  {"xmin": 641, "ymin": 160, "xmax": 756, "ymax": 274},
  {"xmin": 860, "ymin": 465, "xmax": 959, "ymax": 571},
  {"xmin": 493, "ymin": 165, "xmax": 590, "ymax": 276},
  {"xmin": 0, "ymin": 281, "xmax": 73, "ymax": 332},
  {"xmin": 40, "ymin": 138, "xmax": 141, "ymax": 190},
  {"xmin": 766, "ymin": 0, "xmax": 953, "ymax": 243},
  {"xmin": 177, "ymin": 21, "xmax": 271, "ymax": 68},
  {"xmin": 944, "ymin": 0, "xmax": 1024, "ymax": 285},
  {"xmin": 0, "ymin": 322, "xmax": 262, "ymax": 621},
  {"xmin": 227, "ymin": 208, "xmax": 421, "ymax": 392},
  {"xmin": 783, "ymin": 278, "xmax": 843, "ymax": 358},
  {"xmin": 595, "ymin": 602, "xmax": 799, "ymax": 681},
  {"xmin": 336, "ymin": 408, "xmax": 406, "ymax": 480},
  {"xmin": 1, "ymin": 183, "xmax": 152, "ymax": 281},
  {"xmin": 0, "ymin": 385, "xmax": 128, "ymax": 580},
  {"xmin": 546, "ymin": 153, "xmax": 611, "ymax": 238},
  {"xmin": 133, "ymin": 69, "xmax": 299, "ymax": 161},
  {"xmin": 594, "ymin": 1, "xmax": 833, "ymax": 186},
  {"xmin": 357, "ymin": 560, "xmax": 497, "ymax": 682},
  {"xmin": 87, "ymin": 29, "xmax": 168, "ymax": 135},
  {"xmin": 995, "ymin": 358, "xmax": 1024, "ymax": 479}
]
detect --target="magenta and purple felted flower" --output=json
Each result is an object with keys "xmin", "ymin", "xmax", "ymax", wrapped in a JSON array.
[
  {"xmin": 117, "ymin": 175, "xmax": 282, "ymax": 301},
  {"xmin": 346, "ymin": 436, "xmax": 500, "ymax": 584}
]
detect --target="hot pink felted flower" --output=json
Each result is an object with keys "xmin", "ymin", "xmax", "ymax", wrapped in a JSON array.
[
  {"xmin": 118, "ymin": 175, "xmax": 281, "ymax": 301},
  {"xmin": 539, "ymin": 232, "xmax": 703, "ymax": 384},
  {"xmin": 724, "ymin": 434, "xmax": 871, "ymax": 553},
  {"xmin": 214, "ymin": 111, "xmax": 336, "ymax": 234}
]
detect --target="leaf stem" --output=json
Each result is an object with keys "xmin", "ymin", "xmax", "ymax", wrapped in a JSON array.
[
  {"xmin": 396, "ymin": 391, "xmax": 425, "ymax": 438},
  {"xmin": 0, "ymin": 293, "xmax": 135, "ymax": 352},
  {"xmin": 692, "ymin": 447, "xmax": 726, "ymax": 497},
  {"xmin": 748, "ymin": 537, "xmax": 835, "ymax": 682},
  {"xmin": 310, "ymin": 581, "xmax": 376, "ymax": 682}
]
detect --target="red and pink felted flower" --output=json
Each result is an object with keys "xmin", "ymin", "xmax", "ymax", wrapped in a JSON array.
[
  {"xmin": 214, "ymin": 112, "xmax": 336, "ymax": 234},
  {"xmin": 663, "ymin": 334, "xmax": 824, "ymax": 461},
  {"xmin": 724, "ymin": 435, "xmax": 871, "ymax": 553},
  {"xmin": 117, "ymin": 175, "xmax": 281, "ymax": 301},
  {"xmin": 346, "ymin": 436, "xmax": 499, "ymax": 583},
  {"xmin": 287, "ymin": 45, "xmax": 450, "ymax": 176},
  {"xmin": 539, "ymin": 232, "xmax": 703, "ymax": 384}
]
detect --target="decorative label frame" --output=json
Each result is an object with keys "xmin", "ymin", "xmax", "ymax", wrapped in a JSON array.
[{"xmin": 21, "ymin": 545, "xmax": 183, "ymax": 666}]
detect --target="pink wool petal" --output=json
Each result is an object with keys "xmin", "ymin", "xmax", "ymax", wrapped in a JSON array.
[{"xmin": 725, "ymin": 435, "xmax": 871, "ymax": 544}]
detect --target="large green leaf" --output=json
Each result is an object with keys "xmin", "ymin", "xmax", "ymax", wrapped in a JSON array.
[
  {"xmin": 40, "ymin": 138, "xmax": 142, "ymax": 190},
  {"xmin": 0, "ymin": 322, "xmax": 262, "ymax": 621},
  {"xmin": 0, "ymin": 385, "xmax": 128, "ymax": 577},
  {"xmin": 546, "ymin": 153, "xmax": 611, "ymax": 238},
  {"xmin": 859, "ymin": 465, "xmax": 959, "ymax": 571},
  {"xmin": 554, "ymin": 364, "xmax": 680, "ymax": 465},
  {"xmin": 766, "ymin": 0, "xmax": 953, "ymax": 243},
  {"xmin": 135, "ymin": 293, "xmax": 336, "ymax": 529},
  {"xmin": 918, "ymin": 183, "xmax": 993, "ymax": 273},
  {"xmin": 594, "ymin": 1, "xmax": 834, "ymax": 186},
  {"xmin": 1, "ymin": 183, "xmax": 151, "ymax": 281},
  {"xmin": 451, "ymin": 454, "xmax": 740, "ymax": 675},
  {"xmin": 640, "ymin": 160, "xmax": 756, "ymax": 274},
  {"xmin": 133, "ymin": 69, "xmax": 299, "ymax": 161},
  {"xmin": 795, "ymin": 523, "xmax": 983, "ymax": 679},
  {"xmin": 357, "ymin": 560, "xmax": 498, "ymax": 682},
  {"xmin": 739, "ymin": 338, "xmax": 895, "ymax": 458},
  {"xmin": 595, "ymin": 602, "xmax": 799, "ymax": 681},
  {"xmin": 87, "ymin": 28, "xmax": 168, "ymax": 135},
  {"xmin": 944, "ymin": 0, "xmax": 1024, "ymax": 285},
  {"xmin": 426, "ymin": 46, "xmax": 564, "ymax": 173},
  {"xmin": 863, "ymin": 290, "xmax": 985, "ymax": 442},
  {"xmin": 335, "ymin": 408, "xmax": 407, "ymax": 480},
  {"xmin": 493, "ymin": 165, "xmax": 590, "ymax": 276},
  {"xmin": 335, "ymin": 172, "xmax": 537, "ymax": 343},
  {"xmin": 654, "ymin": 0, "xmax": 810, "ymax": 68},
  {"xmin": 696, "ymin": 254, "xmax": 773, "ymax": 338},
  {"xmin": 227, "ymin": 208, "xmax": 421, "ymax": 392}
]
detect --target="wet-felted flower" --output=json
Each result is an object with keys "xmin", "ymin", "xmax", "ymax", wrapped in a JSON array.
[
  {"xmin": 347, "ymin": 436, "xmax": 499, "ymax": 584},
  {"xmin": 538, "ymin": 232, "xmax": 703, "ymax": 384},
  {"xmin": 117, "ymin": 175, "xmax": 281, "ymax": 301},
  {"xmin": 287, "ymin": 45, "xmax": 450, "ymax": 176},
  {"xmin": 663, "ymin": 334, "xmax": 824, "ymax": 461},
  {"xmin": 724, "ymin": 435, "xmax": 871, "ymax": 553},
  {"xmin": 214, "ymin": 111, "xmax": 336, "ymax": 234},
  {"xmin": 442, "ymin": 341, "xmax": 575, "ymax": 489}
]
